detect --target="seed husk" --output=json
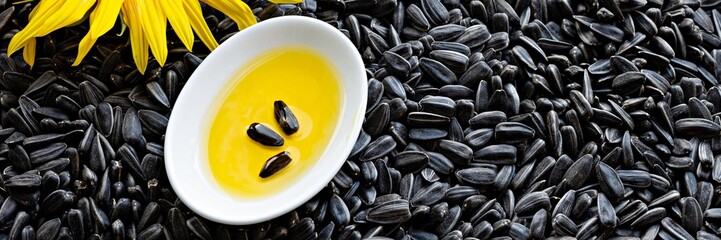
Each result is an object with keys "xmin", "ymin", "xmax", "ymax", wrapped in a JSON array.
[
  {"xmin": 661, "ymin": 217, "xmax": 694, "ymax": 240},
  {"xmin": 410, "ymin": 182, "xmax": 447, "ymax": 206},
  {"xmin": 675, "ymin": 118, "xmax": 721, "ymax": 138},
  {"xmin": 360, "ymin": 135, "xmax": 397, "ymax": 161},
  {"xmin": 407, "ymin": 4, "xmax": 430, "ymax": 31},
  {"xmin": 681, "ymin": 197, "xmax": 703, "ymax": 233},
  {"xmin": 420, "ymin": 57, "xmax": 457, "ymax": 86},
  {"xmin": 515, "ymin": 191, "xmax": 550, "ymax": 217},
  {"xmin": 597, "ymin": 193, "xmax": 617, "ymax": 228},
  {"xmin": 274, "ymin": 100, "xmax": 300, "ymax": 135},
  {"xmin": 596, "ymin": 161, "xmax": 625, "ymax": 201},
  {"xmin": 329, "ymin": 194, "xmax": 350, "ymax": 227},
  {"xmin": 494, "ymin": 122, "xmax": 534, "ymax": 143},
  {"xmin": 364, "ymin": 103, "xmax": 390, "ymax": 137},
  {"xmin": 259, "ymin": 151, "xmax": 292, "ymax": 178},
  {"xmin": 455, "ymin": 167, "xmax": 496, "ymax": 185},
  {"xmin": 247, "ymin": 123, "xmax": 284, "ymax": 146},
  {"xmin": 473, "ymin": 144, "xmax": 517, "ymax": 164},
  {"xmin": 366, "ymin": 199, "xmax": 411, "ymax": 224},
  {"xmin": 393, "ymin": 151, "xmax": 429, "ymax": 173}
]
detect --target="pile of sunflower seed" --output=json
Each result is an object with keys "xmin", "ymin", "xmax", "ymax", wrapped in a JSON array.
[{"xmin": 2, "ymin": 0, "xmax": 721, "ymax": 238}]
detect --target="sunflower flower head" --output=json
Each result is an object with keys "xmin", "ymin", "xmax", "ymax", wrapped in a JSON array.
[{"xmin": 8, "ymin": 0, "xmax": 301, "ymax": 74}]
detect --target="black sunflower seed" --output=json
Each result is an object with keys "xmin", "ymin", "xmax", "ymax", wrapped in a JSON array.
[
  {"xmin": 420, "ymin": 0, "xmax": 449, "ymax": 26},
  {"xmin": 247, "ymin": 123, "xmax": 284, "ymax": 146},
  {"xmin": 560, "ymin": 154, "xmax": 594, "ymax": 190},
  {"xmin": 515, "ymin": 191, "xmax": 550, "ymax": 217},
  {"xmin": 259, "ymin": 151, "xmax": 292, "ymax": 178},
  {"xmin": 273, "ymin": 100, "xmax": 300, "ymax": 135},
  {"xmin": 464, "ymin": 128, "xmax": 494, "ymax": 149},
  {"xmin": 596, "ymin": 161, "xmax": 625, "ymax": 201},
  {"xmin": 473, "ymin": 144, "xmax": 516, "ymax": 164},
  {"xmin": 468, "ymin": 111, "xmax": 506, "ymax": 128},
  {"xmin": 419, "ymin": 96, "xmax": 455, "ymax": 117},
  {"xmin": 436, "ymin": 140, "xmax": 472, "ymax": 166},
  {"xmin": 494, "ymin": 122, "xmax": 534, "ymax": 143},
  {"xmin": 366, "ymin": 199, "xmax": 411, "ymax": 224},
  {"xmin": 407, "ymin": 4, "xmax": 430, "ymax": 31},
  {"xmin": 455, "ymin": 167, "xmax": 495, "ymax": 185},
  {"xmin": 675, "ymin": 118, "xmax": 721, "ymax": 138},
  {"xmin": 681, "ymin": 197, "xmax": 703, "ymax": 233},
  {"xmin": 661, "ymin": 217, "xmax": 694, "ymax": 240},
  {"xmin": 360, "ymin": 135, "xmax": 396, "ymax": 161},
  {"xmin": 410, "ymin": 182, "xmax": 447, "ymax": 206},
  {"xmin": 420, "ymin": 58, "xmax": 456, "ymax": 86},
  {"xmin": 597, "ymin": 193, "xmax": 617, "ymax": 228},
  {"xmin": 384, "ymin": 51, "xmax": 411, "ymax": 77}
]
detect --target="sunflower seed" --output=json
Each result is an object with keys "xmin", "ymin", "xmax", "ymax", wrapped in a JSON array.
[
  {"xmin": 560, "ymin": 154, "xmax": 594, "ymax": 190},
  {"xmin": 329, "ymin": 194, "xmax": 350, "ymax": 227},
  {"xmin": 411, "ymin": 182, "xmax": 448, "ymax": 206},
  {"xmin": 260, "ymin": 151, "xmax": 292, "ymax": 178},
  {"xmin": 137, "ymin": 110, "xmax": 167, "ymax": 138},
  {"xmin": 661, "ymin": 217, "xmax": 694, "ymax": 240},
  {"xmin": 407, "ymin": 112, "xmax": 451, "ymax": 128},
  {"xmin": 365, "ymin": 103, "xmax": 390, "ymax": 137},
  {"xmin": 138, "ymin": 223, "xmax": 163, "ymax": 240},
  {"xmin": 247, "ymin": 123, "xmax": 284, "ymax": 146},
  {"xmin": 469, "ymin": 111, "xmax": 506, "ymax": 128},
  {"xmin": 274, "ymin": 100, "xmax": 300, "ymax": 135},
  {"xmin": 473, "ymin": 144, "xmax": 516, "ymax": 164},
  {"xmin": 366, "ymin": 199, "xmax": 411, "ymax": 224},
  {"xmin": 494, "ymin": 122, "xmax": 534, "ymax": 143},
  {"xmin": 391, "ymin": 151, "xmax": 427, "ymax": 174},
  {"xmin": 384, "ymin": 52, "xmax": 411, "ymax": 77},
  {"xmin": 420, "ymin": 58, "xmax": 457, "ymax": 85},
  {"xmin": 487, "ymin": 32, "xmax": 510, "ymax": 50},
  {"xmin": 455, "ymin": 167, "xmax": 496, "ymax": 185},
  {"xmin": 421, "ymin": 0, "xmax": 449, "ymax": 26},
  {"xmin": 515, "ymin": 191, "xmax": 550, "ymax": 217},
  {"xmin": 430, "ymin": 50, "xmax": 468, "ymax": 73},
  {"xmin": 437, "ymin": 140, "xmax": 472, "ymax": 166},
  {"xmin": 676, "ymin": 118, "xmax": 721, "ymax": 138},
  {"xmin": 681, "ymin": 197, "xmax": 703, "ymax": 233},
  {"xmin": 361, "ymin": 135, "xmax": 397, "ymax": 161},
  {"xmin": 407, "ymin": 4, "xmax": 431, "ymax": 31},
  {"xmin": 596, "ymin": 161, "xmax": 625, "ymax": 201},
  {"xmin": 596, "ymin": 193, "xmax": 617, "ymax": 228},
  {"xmin": 419, "ymin": 96, "xmax": 456, "ymax": 117}
]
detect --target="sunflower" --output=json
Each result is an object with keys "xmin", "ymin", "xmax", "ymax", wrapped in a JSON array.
[{"xmin": 7, "ymin": 0, "xmax": 300, "ymax": 74}]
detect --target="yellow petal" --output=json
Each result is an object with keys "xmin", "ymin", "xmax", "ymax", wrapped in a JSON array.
[
  {"xmin": 22, "ymin": 38, "xmax": 36, "ymax": 68},
  {"xmin": 183, "ymin": 0, "xmax": 218, "ymax": 50},
  {"xmin": 137, "ymin": 0, "xmax": 168, "ymax": 65},
  {"xmin": 74, "ymin": 0, "xmax": 124, "ymax": 66},
  {"xmin": 37, "ymin": 0, "xmax": 96, "ymax": 36},
  {"xmin": 73, "ymin": 32, "xmax": 94, "ymax": 66},
  {"xmin": 8, "ymin": 0, "xmax": 65, "ymax": 55},
  {"xmin": 268, "ymin": 0, "xmax": 303, "ymax": 4},
  {"xmin": 122, "ymin": 0, "xmax": 149, "ymax": 73},
  {"xmin": 159, "ymin": 0, "xmax": 194, "ymax": 51},
  {"xmin": 201, "ymin": 0, "xmax": 257, "ymax": 30},
  {"xmin": 88, "ymin": 0, "xmax": 124, "ymax": 39},
  {"xmin": 28, "ymin": 0, "xmax": 54, "ymax": 20}
]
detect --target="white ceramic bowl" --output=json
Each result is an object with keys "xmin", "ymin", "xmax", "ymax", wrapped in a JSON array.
[{"xmin": 165, "ymin": 16, "xmax": 367, "ymax": 225}]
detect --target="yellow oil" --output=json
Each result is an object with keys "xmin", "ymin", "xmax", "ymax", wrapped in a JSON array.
[{"xmin": 206, "ymin": 47, "xmax": 342, "ymax": 198}]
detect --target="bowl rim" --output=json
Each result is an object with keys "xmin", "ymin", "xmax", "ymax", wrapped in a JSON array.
[{"xmin": 164, "ymin": 15, "xmax": 367, "ymax": 225}]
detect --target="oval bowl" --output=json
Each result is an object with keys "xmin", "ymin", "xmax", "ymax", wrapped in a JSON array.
[{"xmin": 165, "ymin": 16, "xmax": 367, "ymax": 225}]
